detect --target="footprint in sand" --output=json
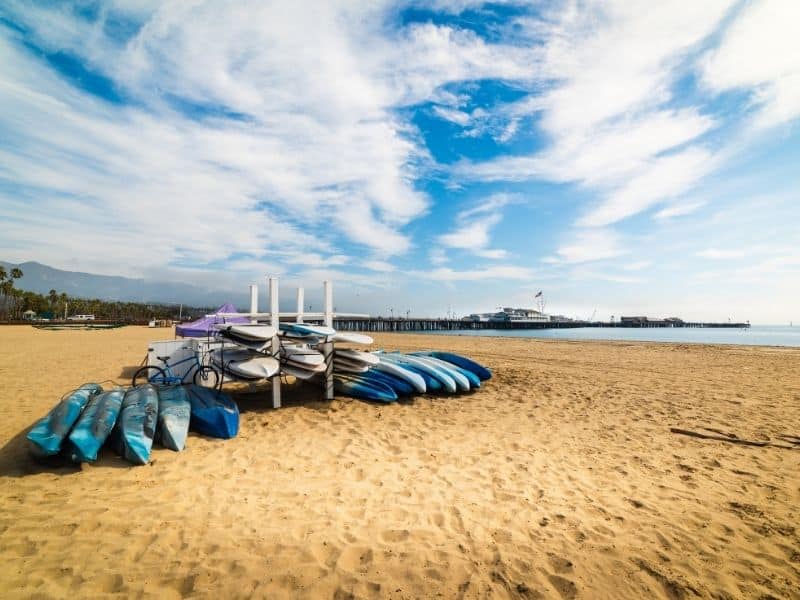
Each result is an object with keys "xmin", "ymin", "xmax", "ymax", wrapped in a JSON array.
[
  {"xmin": 336, "ymin": 546, "xmax": 374, "ymax": 572},
  {"xmin": 380, "ymin": 529, "xmax": 410, "ymax": 543}
]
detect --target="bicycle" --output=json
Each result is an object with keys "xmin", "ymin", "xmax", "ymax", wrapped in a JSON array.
[{"xmin": 131, "ymin": 347, "xmax": 221, "ymax": 389}]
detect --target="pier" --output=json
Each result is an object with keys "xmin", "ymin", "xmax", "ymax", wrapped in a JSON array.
[{"xmin": 332, "ymin": 318, "xmax": 751, "ymax": 332}]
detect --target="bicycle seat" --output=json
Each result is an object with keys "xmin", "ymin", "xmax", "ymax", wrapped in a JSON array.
[{"xmin": 156, "ymin": 356, "xmax": 170, "ymax": 362}]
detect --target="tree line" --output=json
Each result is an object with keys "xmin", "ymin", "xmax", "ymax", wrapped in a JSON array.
[{"xmin": 0, "ymin": 267, "xmax": 214, "ymax": 322}]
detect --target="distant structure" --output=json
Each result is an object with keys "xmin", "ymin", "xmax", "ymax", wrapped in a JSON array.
[
  {"xmin": 620, "ymin": 316, "xmax": 684, "ymax": 327},
  {"xmin": 464, "ymin": 307, "xmax": 550, "ymax": 323}
]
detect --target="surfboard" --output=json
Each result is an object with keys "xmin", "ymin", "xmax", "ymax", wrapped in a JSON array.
[
  {"xmin": 331, "ymin": 332, "xmax": 374, "ymax": 345},
  {"xmin": 372, "ymin": 360, "xmax": 427, "ymax": 393},
  {"xmin": 335, "ymin": 349, "xmax": 380, "ymax": 365},
  {"xmin": 212, "ymin": 349, "xmax": 280, "ymax": 379},
  {"xmin": 215, "ymin": 324, "xmax": 276, "ymax": 341}
]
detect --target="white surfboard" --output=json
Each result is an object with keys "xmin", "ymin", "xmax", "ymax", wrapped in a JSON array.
[
  {"xmin": 215, "ymin": 324, "xmax": 276, "ymax": 341},
  {"xmin": 331, "ymin": 332, "xmax": 374, "ymax": 345},
  {"xmin": 335, "ymin": 349, "xmax": 380, "ymax": 365},
  {"xmin": 212, "ymin": 350, "xmax": 279, "ymax": 380}
]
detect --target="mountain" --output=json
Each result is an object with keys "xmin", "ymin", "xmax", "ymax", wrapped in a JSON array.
[{"xmin": 0, "ymin": 261, "xmax": 244, "ymax": 307}]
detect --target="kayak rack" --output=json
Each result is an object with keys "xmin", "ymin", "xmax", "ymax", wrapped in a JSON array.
[{"xmin": 214, "ymin": 277, "xmax": 368, "ymax": 408}]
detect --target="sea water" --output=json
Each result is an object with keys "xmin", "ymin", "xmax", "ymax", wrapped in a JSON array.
[{"xmin": 424, "ymin": 325, "xmax": 800, "ymax": 347}]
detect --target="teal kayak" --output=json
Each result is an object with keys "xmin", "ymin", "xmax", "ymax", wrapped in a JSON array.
[
  {"xmin": 156, "ymin": 385, "xmax": 191, "ymax": 451},
  {"xmin": 27, "ymin": 383, "xmax": 103, "ymax": 457},
  {"xmin": 111, "ymin": 385, "xmax": 159, "ymax": 465},
  {"xmin": 66, "ymin": 389, "xmax": 125, "ymax": 463}
]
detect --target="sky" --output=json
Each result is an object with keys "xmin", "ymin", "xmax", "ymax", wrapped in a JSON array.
[{"xmin": 0, "ymin": 1, "xmax": 798, "ymax": 323}]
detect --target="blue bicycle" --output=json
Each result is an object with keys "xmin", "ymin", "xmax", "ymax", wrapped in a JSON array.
[{"xmin": 132, "ymin": 348, "xmax": 220, "ymax": 389}]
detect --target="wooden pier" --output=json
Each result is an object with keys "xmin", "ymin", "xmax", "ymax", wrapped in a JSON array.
[{"xmin": 331, "ymin": 318, "xmax": 750, "ymax": 332}]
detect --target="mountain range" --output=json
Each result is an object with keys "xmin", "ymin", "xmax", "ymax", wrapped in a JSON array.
[{"xmin": 0, "ymin": 261, "xmax": 242, "ymax": 307}]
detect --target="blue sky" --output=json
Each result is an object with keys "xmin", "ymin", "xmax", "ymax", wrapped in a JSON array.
[{"xmin": 0, "ymin": 1, "xmax": 798, "ymax": 323}]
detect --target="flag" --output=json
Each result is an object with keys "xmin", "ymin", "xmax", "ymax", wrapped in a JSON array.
[{"xmin": 534, "ymin": 291, "xmax": 543, "ymax": 298}]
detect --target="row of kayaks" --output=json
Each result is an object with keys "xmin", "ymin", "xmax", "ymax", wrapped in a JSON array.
[
  {"xmin": 321, "ymin": 351, "xmax": 492, "ymax": 403},
  {"xmin": 27, "ymin": 384, "xmax": 239, "ymax": 465}
]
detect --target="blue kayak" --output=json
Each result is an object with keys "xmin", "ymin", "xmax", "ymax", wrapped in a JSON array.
[
  {"xmin": 111, "ymin": 385, "xmax": 159, "ymax": 465},
  {"xmin": 334, "ymin": 375, "xmax": 397, "ymax": 403},
  {"xmin": 156, "ymin": 385, "xmax": 191, "ymax": 451},
  {"xmin": 422, "ymin": 351, "xmax": 492, "ymax": 381},
  {"xmin": 185, "ymin": 385, "xmax": 239, "ymax": 439},
  {"xmin": 361, "ymin": 369, "xmax": 415, "ymax": 396},
  {"xmin": 397, "ymin": 363, "xmax": 442, "ymax": 393},
  {"xmin": 27, "ymin": 383, "xmax": 102, "ymax": 457},
  {"xmin": 66, "ymin": 388, "xmax": 125, "ymax": 463}
]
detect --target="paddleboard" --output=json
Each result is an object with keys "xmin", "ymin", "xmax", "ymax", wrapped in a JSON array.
[
  {"xmin": 215, "ymin": 324, "xmax": 276, "ymax": 341},
  {"xmin": 361, "ymin": 369, "xmax": 415, "ymax": 396},
  {"xmin": 279, "ymin": 323, "xmax": 336, "ymax": 338},
  {"xmin": 335, "ymin": 349, "xmax": 380, "ymax": 365},
  {"xmin": 334, "ymin": 358, "xmax": 371, "ymax": 373},
  {"xmin": 331, "ymin": 332, "xmax": 373, "ymax": 345},
  {"xmin": 27, "ymin": 383, "xmax": 102, "ymax": 457},
  {"xmin": 380, "ymin": 353, "xmax": 457, "ymax": 393},
  {"xmin": 212, "ymin": 349, "xmax": 280, "ymax": 379},
  {"xmin": 282, "ymin": 347, "xmax": 325, "ymax": 367},
  {"xmin": 417, "ymin": 351, "xmax": 492, "ymax": 381},
  {"xmin": 282, "ymin": 363, "xmax": 326, "ymax": 380},
  {"xmin": 409, "ymin": 355, "xmax": 470, "ymax": 392},
  {"xmin": 334, "ymin": 375, "xmax": 397, "ymax": 403},
  {"xmin": 156, "ymin": 385, "xmax": 191, "ymax": 451},
  {"xmin": 216, "ymin": 330, "xmax": 273, "ymax": 353},
  {"xmin": 372, "ymin": 360, "xmax": 426, "ymax": 393},
  {"xmin": 66, "ymin": 388, "xmax": 126, "ymax": 463}
]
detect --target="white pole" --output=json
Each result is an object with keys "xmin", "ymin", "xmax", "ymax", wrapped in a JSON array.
[
  {"xmin": 249, "ymin": 284, "xmax": 258, "ymax": 324},
  {"xmin": 296, "ymin": 287, "xmax": 304, "ymax": 323},
  {"xmin": 269, "ymin": 277, "xmax": 281, "ymax": 409},
  {"xmin": 322, "ymin": 280, "xmax": 334, "ymax": 400}
]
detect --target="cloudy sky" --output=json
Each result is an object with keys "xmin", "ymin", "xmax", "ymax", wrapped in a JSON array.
[{"xmin": 1, "ymin": 1, "xmax": 798, "ymax": 322}]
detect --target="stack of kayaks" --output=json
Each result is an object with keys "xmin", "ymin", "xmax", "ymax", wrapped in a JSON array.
[{"xmin": 326, "ymin": 350, "xmax": 491, "ymax": 403}]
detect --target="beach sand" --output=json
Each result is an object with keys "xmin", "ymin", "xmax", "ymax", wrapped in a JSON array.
[{"xmin": 0, "ymin": 325, "xmax": 798, "ymax": 599}]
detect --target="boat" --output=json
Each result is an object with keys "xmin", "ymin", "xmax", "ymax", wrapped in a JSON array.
[
  {"xmin": 66, "ymin": 388, "xmax": 126, "ymax": 462},
  {"xmin": 111, "ymin": 385, "xmax": 159, "ymax": 465},
  {"xmin": 27, "ymin": 383, "xmax": 103, "ymax": 457},
  {"xmin": 185, "ymin": 385, "xmax": 239, "ymax": 439},
  {"xmin": 156, "ymin": 385, "xmax": 191, "ymax": 451}
]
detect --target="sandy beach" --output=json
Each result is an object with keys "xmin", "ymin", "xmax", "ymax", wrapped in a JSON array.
[{"xmin": 0, "ymin": 325, "xmax": 798, "ymax": 599}]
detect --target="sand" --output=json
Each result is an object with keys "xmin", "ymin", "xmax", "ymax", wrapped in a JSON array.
[{"xmin": 0, "ymin": 325, "xmax": 798, "ymax": 599}]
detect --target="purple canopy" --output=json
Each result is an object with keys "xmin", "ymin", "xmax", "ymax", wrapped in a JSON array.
[{"xmin": 175, "ymin": 303, "xmax": 248, "ymax": 338}]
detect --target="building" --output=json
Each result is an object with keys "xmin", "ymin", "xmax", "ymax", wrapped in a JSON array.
[
  {"xmin": 22, "ymin": 310, "xmax": 37, "ymax": 320},
  {"xmin": 67, "ymin": 314, "xmax": 95, "ymax": 321},
  {"xmin": 465, "ymin": 307, "xmax": 550, "ymax": 323}
]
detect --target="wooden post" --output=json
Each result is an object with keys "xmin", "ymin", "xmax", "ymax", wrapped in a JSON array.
[
  {"xmin": 249, "ymin": 284, "xmax": 258, "ymax": 324},
  {"xmin": 323, "ymin": 280, "xmax": 334, "ymax": 400},
  {"xmin": 296, "ymin": 287, "xmax": 304, "ymax": 324},
  {"xmin": 269, "ymin": 277, "xmax": 281, "ymax": 409}
]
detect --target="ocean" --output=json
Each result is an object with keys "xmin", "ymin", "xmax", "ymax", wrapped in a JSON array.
[{"xmin": 425, "ymin": 325, "xmax": 800, "ymax": 347}]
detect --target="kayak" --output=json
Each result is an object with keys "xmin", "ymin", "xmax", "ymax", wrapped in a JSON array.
[
  {"xmin": 66, "ymin": 388, "xmax": 126, "ymax": 463},
  {"xmin": 27, "ymin": 383, "xmax": 102, "ymax": 457},
  {"xmin": 418, "ymin": 351, "xmax": 492, "ymax": 381},
  {"xmin": 111, "ymin": 384, "xmax": 159, "ymax": 465},
  {"xmin": 156, "ymin": 385, "xmax": 191, "ymax": 451},
  {"xmin": 334, "ymin": 374, "xmax": 397, "ymax": 403},
  {"xmin": 185, "ymin": 385, "xmax": 239, "ymax": 439}
]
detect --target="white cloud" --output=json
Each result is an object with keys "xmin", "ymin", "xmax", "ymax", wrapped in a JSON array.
[
  {"xmin": 0, "ymin": 1, "xmax": 537, "ymax": 273},
  {"xmin": 437, "ymin": 193, "xmax": 514, "ymax": 258},
  {"xmin": 701, "ymin": 0, "xmax": 800, "ymax": 129},
  {"xmin": 362, "ymin": 260, "xmax": 395, "ymax": 272},
  {"xmin": 552, "ymin": 229, "xmax": 626, "ymax": 264},
  {"xmin": 456, "ymin": 1, "xmax": 732, "ymax": 226},
  {"xmin": 696, "ymin": 248, "xmax": 746, "ymax": 260},
  {"xmin": 414, "ymin": 265, "xmax": 536, "ymax": 282},
  {"xmin": 654, "ymin": 201, "xmax": 706, "ymax": 220}
]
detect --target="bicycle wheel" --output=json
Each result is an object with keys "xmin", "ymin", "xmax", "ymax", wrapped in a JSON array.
[
  {"xmin": 193, "ymin": 365, "xmax": 220, "ymax": 389},
  {"xmin": 132, "ymin": 365, "xmax": 167, "ymax": 387}
]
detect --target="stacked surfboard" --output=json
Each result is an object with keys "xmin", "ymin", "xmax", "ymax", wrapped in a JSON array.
[{"xmin": 211, "ymin": 324, "xmax": 280, "ymax": 381}]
